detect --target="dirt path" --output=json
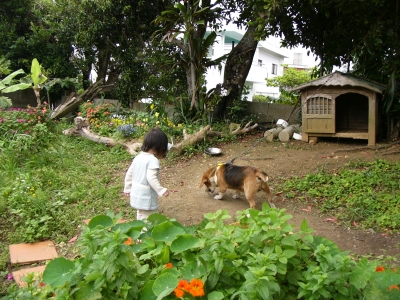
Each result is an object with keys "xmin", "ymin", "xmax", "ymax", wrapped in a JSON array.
[{"xmin": 158, "ymin": 133, "xmax": 400, "ymax": 257}]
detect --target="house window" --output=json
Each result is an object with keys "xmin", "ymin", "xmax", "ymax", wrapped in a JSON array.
[
  {"xmin": 258, "ymin": 59, "xmax": 262, "ymax": 66},
  {"xmin": 306, "ymin": 96, "xmax": 333, "ymax": 114},
  {"xmin": 272, "ymin": 64, "xmax": 278, "ymax": 74}
]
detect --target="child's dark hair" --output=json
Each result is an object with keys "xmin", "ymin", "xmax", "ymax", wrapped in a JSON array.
[{"xmin": 141, "ymin": 128, "xmax": 168, "ymax": 157}]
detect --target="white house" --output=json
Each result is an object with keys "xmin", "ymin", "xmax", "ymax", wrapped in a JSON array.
[{"xmin": 205, "ymin": 28, "xmax": 289, "ymax": 100}]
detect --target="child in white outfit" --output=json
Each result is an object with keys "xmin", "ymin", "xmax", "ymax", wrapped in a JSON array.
[{"xmin": 124, "ymin": 128, "xmax": 169, "ymax": 220}]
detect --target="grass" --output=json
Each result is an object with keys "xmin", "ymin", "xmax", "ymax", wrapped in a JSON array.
[
  {"xmin": 0, "ymin": 125, "xmax": 137, "ymax": 293},
  {"xmin": 275, "ymin": 159, "xmax": 400, "ymax": 232}
]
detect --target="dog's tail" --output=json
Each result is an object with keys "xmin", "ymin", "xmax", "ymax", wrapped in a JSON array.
[{"xmin": 256, "ymin": 170, "xmax": 269, "ymax": 182}]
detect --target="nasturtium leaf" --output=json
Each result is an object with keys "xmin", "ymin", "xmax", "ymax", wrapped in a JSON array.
[
  {"xmin": 208, "ymin": 291, "xmax": 225, "ymax": 300},
  {"xmin": 43, "ymin": 257, "xmax": 75, "ymax": 287},
  {"xmin": 112, "ymin": 220, "xmax": 145, "ymax": 234},
  {"xmin": 152, "ymin": 221, "xmax": 185, "ymax": 242},
  {"xmin": 171, "ymin": 234, "xmax": 202, "ymax": 252},
  {"xmin": 88, "ymin": 215, "xmax": 113, "ymax": 229},
  {"xmin": 140, "ymin": 280, "xmax": 157, "ymax": 300},
  {"xmin": 152, "ymin": 272, "xmax": 178, "ymax": 297},
  {"xmin": 147, "ymin": 213, "xmax": 169, "ymax": 226},
  {"xmin": 157, "ymin": 245, "xmax": 170, "ymax": 264},
  {"xmin": 180, "ymin": 261, "xmax": 207, "ymax": 279}
]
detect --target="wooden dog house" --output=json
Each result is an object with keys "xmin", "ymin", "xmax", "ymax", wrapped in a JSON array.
[{"xmin": 290, "ymin": 71, "xmax": 386, "ymax": 146}]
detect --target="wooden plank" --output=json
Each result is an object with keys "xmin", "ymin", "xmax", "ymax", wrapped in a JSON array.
[{"xmin": 304, "ymin": 116, "xmax": 335, "ymax": 133}]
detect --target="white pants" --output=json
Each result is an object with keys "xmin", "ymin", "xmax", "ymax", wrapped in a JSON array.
[{"xmin": 136, "ymin": 209, "xmax": 158, "ymax": 221}]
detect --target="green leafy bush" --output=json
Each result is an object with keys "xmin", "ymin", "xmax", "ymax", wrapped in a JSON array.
[
  {"xmin": 4, "ymin": 206, "xmax": 399, "ymax": 299},
  {"xmin": 278, "ymin": 160, "xmax": 400, "ymax": 232}
]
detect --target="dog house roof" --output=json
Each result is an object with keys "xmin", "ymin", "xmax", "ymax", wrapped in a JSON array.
[{"xmin": 289, "ymin": 71, "xmax": 386, "ymax": 94}]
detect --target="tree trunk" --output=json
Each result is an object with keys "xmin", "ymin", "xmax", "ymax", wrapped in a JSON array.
[
  {"xmin": 63, "ymin": 121, "xmax": 259, "ymax": 156},
  {"xmin": 63, "ymin": 117, "xmax": 142, "ymax": 155},
  {"xmin": 169, "ymin": 125, "xmax": 211, "ymax": 155},
  {"xmin": 213, "ymin": 25, "xmax": 258, "ymax": 119},
  {"xmin": 264, "ymin": 127, "xmax": 283, "ymax": 142},
  {"xmin": 278, "ymin": 126, "xmax": 296, "ymax": 142},
  {"xmin": 50, "ymin": 79, "xmax": 113, "ymax": 120}
]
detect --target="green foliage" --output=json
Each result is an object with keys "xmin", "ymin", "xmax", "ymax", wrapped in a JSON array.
[
  {"xmin": 0, "ymin": 97, "xmax": 12, "ymax": 110},
  {"xmin": 278, "ymin": 160, "xmax": 400, "ymax": 232},
  {"xmin": 265, "ymin": 66, "xmax": 312, "ymax": 105},
  {"xmin": 79, "ymin": 101, "xmax": 188, "ymax": 142},
  {"xmin": 252, "ymin": 95, "xmax": 276, "ymax": 103},
  {"xmin": 0, "ymin": 104, "xmax": 51, "ymax": 136},
  {"xmin": 4, "ymin": 207, "xmax": 399, "ymax": 299},
  {"xmin": 266, "ymin": 66, "xmax": 312, "ymax": 89},
  {"xmin": 0, "ymin": 69, "xmax": 30, "ymax": 94},
  {"xmin": 153, "ymin": 0, "xmax": 229, "ymax": 112},
  {"xmin": 0, "ymin": 56, "xmax": 11, "ymax": 75}
]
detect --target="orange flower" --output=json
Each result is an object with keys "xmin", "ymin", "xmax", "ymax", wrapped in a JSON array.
[
  {"xmin": 124, "ymin": 237, "xmax": 133, "ymax": 245},
  {"xmin": 376, "ymin": 265, "xmax": 385, "ymax": 272},
  {"xmin": 388, "ymin": 285, "xmax": 400, "ymax": 290},
  {"xmin": 177, "ymin": 279, "xmax": 190, "ymax": 290},
  {"xmin": 165, "ymin": 263, "xmax": 173, "ymax": 269},
  {"xmin": 174, "ymin": 288, "xmax": 185, "ymax": 298},
  {"xmin": 189, "ymin": 279, "xmax": 205, "ymax": 297},
  {"xmin": 394, "ymin": 267, "xmax": 397, "ymax": 272}
]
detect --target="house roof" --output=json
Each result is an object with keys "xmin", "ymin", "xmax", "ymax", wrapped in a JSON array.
[{"xmin": 289, "ymin": 71, "xmax": 386, "ymax": 94}]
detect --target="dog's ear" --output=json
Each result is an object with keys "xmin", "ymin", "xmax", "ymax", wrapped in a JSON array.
[{"xmin": 199, "ymin": 176, "xmax": 206, "ymax": 188}]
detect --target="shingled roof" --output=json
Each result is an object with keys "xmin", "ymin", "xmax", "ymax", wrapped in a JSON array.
[{"xmin": 289, "ymin": 71, "xmax": 386, "ymax": 94}]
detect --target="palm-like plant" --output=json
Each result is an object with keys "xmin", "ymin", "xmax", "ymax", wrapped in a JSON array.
[{"xmin": 153, "ymin": 0, "xmax": 228, "ymax": 111}]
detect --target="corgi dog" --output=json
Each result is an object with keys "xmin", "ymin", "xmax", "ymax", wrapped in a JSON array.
[{"xmin": 199, "ymin": 163, "xmax": 274, "ymax": 208}]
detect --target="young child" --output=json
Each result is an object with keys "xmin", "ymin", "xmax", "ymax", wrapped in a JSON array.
[{"xmin": 124, "ymin": 128, "xmax": 169, "ymax": 220}]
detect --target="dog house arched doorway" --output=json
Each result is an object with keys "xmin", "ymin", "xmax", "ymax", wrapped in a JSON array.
[{"xmin": 336, "ymin": 92, "xmax": 369, "ymax": 133}]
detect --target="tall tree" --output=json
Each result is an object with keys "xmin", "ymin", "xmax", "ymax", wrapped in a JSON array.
[
  {"xmin": 249, "ymin": 0, "xmax": 400, "ymax": 114},
  {"xmin": 213, "ymin": 25, "xmax": 259, "ymax": 119},
  {"xmin": 153, "ymin": 0, "xmax": 232, "ymax": 111}
]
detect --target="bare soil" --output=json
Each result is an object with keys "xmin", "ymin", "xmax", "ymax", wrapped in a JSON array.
[{"xmin": 158, "ymin": 133, "xmax": 400, "ymax": 257}]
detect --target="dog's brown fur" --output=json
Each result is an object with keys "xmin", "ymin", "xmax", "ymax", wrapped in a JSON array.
[{"xmin": 199, "ymin": 163, "xmax": 274, "ymax": 208}]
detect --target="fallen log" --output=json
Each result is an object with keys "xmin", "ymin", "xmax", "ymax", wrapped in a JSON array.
[
  {"xmin": 50, "ymin": 79, "xmax": 114, "ymax": 120},
  {"xmin": 63, "ymin": 117, "xmax": 141, "ymax": 155},
  {"xmin": 231, "ymin": 121, "xmax": 258, "ymax": 134},
  {"xmin": 169, "ymin": 125, "xmax": 211, "ymax": 155},
  {"xmin": 264, "ymin": 127, "xmax": 283, "ymax": 142},
  {"xmin": 278, "ymin": 126, "xmax": 296, "ymax": 142},
  {"xmin": 63, "ymin": 119, "xmax": 260, "ymax": 156}
]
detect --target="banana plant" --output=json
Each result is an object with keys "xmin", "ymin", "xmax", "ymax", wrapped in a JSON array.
[
  {"xmin": 0, "ymin": 69, "xmax": 31, "ymax": 94},
  {"xmin": 0, "ymin": 69, "xmax": 31, "ymax": 108},
  {"xmin": 153, "ymin": 0, "xmax": 227, "ymax": 112},
  {"xmin": 28, "ymin": 58, "xmax": 48, "ymax": 106}
]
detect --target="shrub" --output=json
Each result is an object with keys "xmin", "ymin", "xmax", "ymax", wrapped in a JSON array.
[{"xmin": 4, "ymin": 206, "xmax": 399, "ymax": 299}]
